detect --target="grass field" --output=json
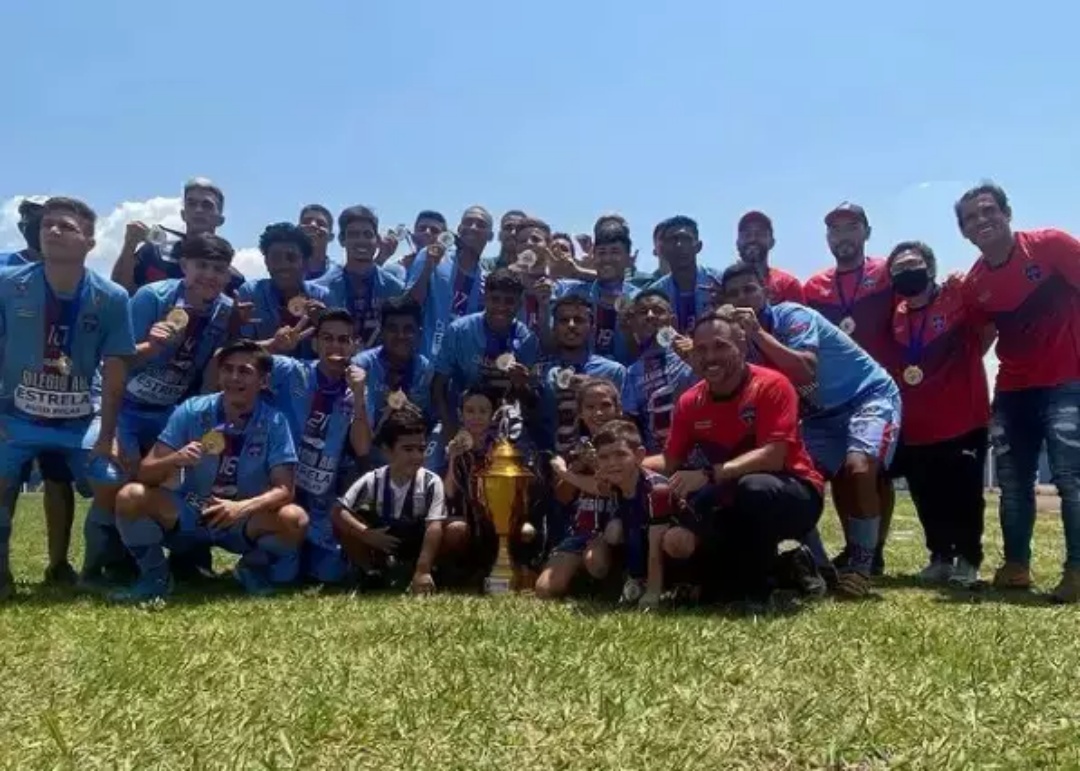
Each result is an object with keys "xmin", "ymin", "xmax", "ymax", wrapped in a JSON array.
[{"xmin": 2, "ymin": 494, "xmax": 1079, "ymax": 770}]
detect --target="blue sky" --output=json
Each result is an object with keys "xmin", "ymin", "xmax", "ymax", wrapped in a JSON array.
[{"xmin": 3, "ymin": 0, "xmax": 1079, "ymax": 294}]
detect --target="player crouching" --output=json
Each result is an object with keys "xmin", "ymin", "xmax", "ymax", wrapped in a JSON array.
[{"xmin": 111, "ymin": 341, "xmax": 307, "ymax": 602}]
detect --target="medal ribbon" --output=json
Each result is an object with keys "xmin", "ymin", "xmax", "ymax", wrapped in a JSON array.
[
  {"xmin": 270, "ymin": 282, "xmax": 304, "ymax": 327},
  {"xmin": 523, "ymin": 294, "xmax": 540, "ymax": 332},
  {"xmin": 379, "ymin": 350, "xmax": 416, "ymax": 403},
  {"xmin": 169, "ymin": 285, "xmax": 210, "ymax": 371},
  {"xmin": 555, "ymin": 360, "xmax": 583, "ymax": 454},
  {"xmin": 303, "ymin": 367, "xmax": 346, "ymax": 448},
  {"xmin": 42, "ymin": 272, "xmax": 85, "ymax": 373},
  {"xmin": 594, "ymin": 282, "xmax": 620, "ymax": 356},
  {"xmin": 345, "ymin": 272, "xmax": 379, "ymax": 344},
  {"xmin": 450, "ymin": 261, "xmax": 476, "ymax": 317},
  {"xmin": 905, "ymin": 306, "xmax": 931, "ymax": 367},
  {"xmin": 833, "ymin": 264, "xmax": 865, "ymax": 321},
  {"xmin": 675, "ymin": 290, "xmax": 696, "ymax": 333},
  {"xmin": 210, "ymin": 405, "xmax": 250, "ymax": 493}
]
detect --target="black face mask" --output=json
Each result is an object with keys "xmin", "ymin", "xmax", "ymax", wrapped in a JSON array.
[{"xmin": 892, "ymin": 268, "xmax": 930, "ymax": 298}]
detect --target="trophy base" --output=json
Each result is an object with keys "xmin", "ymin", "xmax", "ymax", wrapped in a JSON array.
[{"xmin": 484, "ymin": 575, "xmax": 512, "ymax": 595}]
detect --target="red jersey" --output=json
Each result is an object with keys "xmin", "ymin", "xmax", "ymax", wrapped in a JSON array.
[
  {"xmin": 890, "ymin": 283, "xmax": 990, "ymax": 445},
  {"xmin": 765, "ymin": 266, "xmax": 805, "ymax": 305},
  {"xmin": 962, "ymin": 229, "xmax": 1080, "ymax": 392},
  {"xmin": 803, "ymin": 257, "xmax": 900, "ymax": 368},
  {"xmin": 665, "ymin": 364, "xmax": 824, "ymax": 494}
]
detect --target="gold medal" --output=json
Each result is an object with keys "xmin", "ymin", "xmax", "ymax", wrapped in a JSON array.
[
  {"xmin": 287, "ymin": 295, "xmax": 309, "ymax": 317},
  {"xmin": 451, "ymin": 429, "xmax": 474, "ymax": 453},
  {"xmin": 495, "ymin": 353, "xmax": 516, "ymax": 371},
  {"xmin": 165, "ymin": 307, "xmax": 189, "ymax": 331},
  {"xmin": 655, "ymin": 326, "xmax": 676, "ymax": 348},
  {"xmin": 387, "ymin": 390, "xmax": 407, "ymax": 410},
  {"xmin": 903, "ymin": 365, "xmax": 924, "ymax": 386},
  {"xmin": 554, "ymin": 367, "xmax": 575, "ymax": 390},
  {"xmin": 201, "ymin": 430, "xmax": 226, "ymax": 455},
  {"xmin": 839, "ymin": 316, "xmax": 857, "ymax": 334},
  {"xmin": 54, "ymin": 354, "xmax": 72, "ymax": 376}
]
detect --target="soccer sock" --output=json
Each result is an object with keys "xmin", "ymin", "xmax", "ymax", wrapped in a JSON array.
[
  {"xmin": 257, "ymin": 534, "xmax": 300, "ymax": 585},
  {"xmin": 83, "ymin": 501, "xmax": 122, "ymax": 572},
  {"xmin": 847, "ymin": 517, "xmax": 881, "ymax": 575},
  {"xmin": 116, "ymin": 517, "xmax": 167, "ymax": 579},
  {"xmin": 803, "ymin": 528, "xmax": 831, "ymax": 568}
]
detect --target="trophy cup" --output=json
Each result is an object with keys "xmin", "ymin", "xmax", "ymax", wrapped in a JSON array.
[{"xmin": 479, "ymin": 434, "xmax": 535, "ymax": 595}]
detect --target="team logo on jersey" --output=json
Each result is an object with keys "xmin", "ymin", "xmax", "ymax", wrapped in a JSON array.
[
  {"xmin": 861, "ymin": 276, "xmax": 877, "ymax": 288},
  {"xmin": 1025, "ymin": 264, "xmax": 1042, "ymax": 282},
  {"xmin": 14, "ymin": 280, "xmax": 28, "ymax": 297},
  {"xmin": 932, "ymin": 314, "xmax": 946, "ymax": 332},
  {"xmin": 81, "ymin": 314, "xmax": 99, "ymax": 333},
  {"xmin": 788, "ymin": 320, "xmax": 811, "ymax": 335},
  {"xmin": 739, "ymin": 406, "xmax": 756, "ymax": 425}
]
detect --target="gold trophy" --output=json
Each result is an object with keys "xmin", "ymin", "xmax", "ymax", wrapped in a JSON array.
[{"xmin": 479, "ymin": 438, "xmax": 535, "ymax": 594}]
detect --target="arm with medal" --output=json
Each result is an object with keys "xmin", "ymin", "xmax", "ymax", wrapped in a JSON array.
[
  {"xmin": 264, "ymin": 295, "xmax": 319, "ymax": 355},
  {"xmin": 347, "ymin": 364, "xmax": 373, "ymax": 459},
  {"xmin": 732, "ymin": 306, "xmax": 817, "ymax": 385}
]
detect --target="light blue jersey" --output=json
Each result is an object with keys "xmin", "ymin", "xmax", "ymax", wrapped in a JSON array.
[
  {"xmin": 645, "ymin": 265, "xmax": 720, "ymax": 334},
  {"xmin": 268, "ymin": 357, "xmax": 356, "ymax": 522},
  {"xmin": 354, "ymin": 346, "xmax": 436, "ymax": 468},
  {"xmin": 159, "ymin": 393, "xmax": 297, "ymax": 503},
  {"xmin": 316, "ymin": 265, "xmax": 405, "ymax": 349},
  {"xmin": 536, "ymin": 354, "xmax": 626, "ymax": 453},
  {"xmin": 435, "ymin": 312, "xmax": 541, "ymax": 394},
  {"xmin": 621, "ymin": 344, "xmax": 697, "ymax": 454},
  {"xmin": 554, "ymin": 278, "xmax": 639, "ymax": 364},
  {"xmin": 406, "ymin": 247, "xmax": 486, "ymax": 359},
  {"xmin": 0, "ymin": 263, "xmax": 134, "ymax": 432},
  {"xmin": 235, "ymin": 278, "xmax": 331, "ymax": 359},
  {"xmin": 0, "ymin": 251, "xmax": 33, "ymax": 267},
  {"xmin": 758, "ymin": 302, "xmax": 897, "ymax": 415}
]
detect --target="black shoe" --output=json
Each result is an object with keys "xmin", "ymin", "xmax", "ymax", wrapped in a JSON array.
[
  {"xmin": 831, "ymin": 547, "xmax": 851, "ymax": 570},
  {"xmin": 44, "ymin": 561, "xmax": 78, "ymax": 586},
  {"xmin": 778, "ymin": 545, "xmax": 827, "ymax": 598}
]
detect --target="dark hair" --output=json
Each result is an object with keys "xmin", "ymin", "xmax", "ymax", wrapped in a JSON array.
[
  {"xmin": 594, "ymin": 212, "xmax": 628, "ymax": 235},
  {"xmin": 592, "ymin": 419, "xmax": 643, "ymax": 451},
  {"xmin": 514, "ymin": 217, "xmax": 552, "ymax": 238},
  {"xmin": 500, "ymin": 209, "xmax": 527, "ymax": 225},
  {"xmin": 299, "ymin": 204, "xmax": 334, "ymax": 230},
  {"xmin": 258, "ymin": 222, "xmax": 313, "ymax": 261},
  {"xmin": 552, "ymin": 231, "xmax": 573, "ymax": 245},
  {"xmin": 460, "ymin": 387, "xmax": 497, "ymax": 409},
  {"xmin": 552, "ymin": 294, "xmax": 592, "ymax": 319},
  {"xmin": 690, "ymin": 306, "xmax": 740, "ymax": 337},
  {"xmin": 720, "ymin": 261, "xmax": 762, "ymax": 290},
  {"xmin": 215, "ymin": 339, "xmax": 272, "ymax": 374},
  {"xmin": 954, "ymin": 181, "xmax": 1011, "ymax": 227},
  {"xmin": 338, "ymin": 205, "xmax": 379, "ymax": 234},
  {"xmin": 183, "ymin": 177, "xmax": 225, "ymax": 209},
  {"xmin": 41, "ymin": 197, "xmax": 97, "ymax": 236},
  {"xmin": 414, "ymin": 210, "xmax": 447, "ymax": 227},
  {"xmin": 887, "ymin": 241, "xmax": 938, "ymax": 278},
  {"xmin": 179, "ymin": 232, "xmax": 235, "ymax": 263},
  {"xmin": 485, "ymin": 267, "xmax": 525, "ymax": 295},
  {"xmin": 379, "ymin": 294, "xmax": 423, "ymax": 327},
  {"xmin": 575, "ymin": 377, "xmax": 621, "ymax": 413},
  {"xmin": 656, "ymin": 215, "xmax": 699, "ymax": 240},
  {"xmin": 375, "ymin": 407, "xmax": 428, "ymax": 448},
  {"xmin": 595, "ymin": 222, "xmax": 632, "ymax": 253},
  {"xmin": 463, "ymin": 205, "xmax": 494, "ymax": 226},
  {"xmin": 632, "ymin": 288, "xmax": 672, "ymax": 310},
  {"xmin": 313, "ymin": 308, "xmax": 355, "ymax": 335}
]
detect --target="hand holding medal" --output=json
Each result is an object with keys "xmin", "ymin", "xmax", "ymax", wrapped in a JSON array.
[
  {"xmin": 447, "ymin": 429, "xmax": 474, "ymax": 457},
  {"xmin": 495, "ymin": 352, "xmax": 516, "ymax": 372},
  {"xmin": 200, "ymin": 428, "xmax": 227, "ymax": 456},
  {"xmin": 428, "ymin": 231, "xmax": 456, "ymax": 265}
]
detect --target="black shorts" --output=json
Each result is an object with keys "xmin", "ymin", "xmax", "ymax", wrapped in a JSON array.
[{"xmin": 18, "ymin": 452, "xmax": 74, "ymax": 485}]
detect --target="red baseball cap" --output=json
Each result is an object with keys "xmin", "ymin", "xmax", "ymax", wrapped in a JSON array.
[{"xmin": 824, "ymin": 202, "xmax": 869, "ymax": 227}]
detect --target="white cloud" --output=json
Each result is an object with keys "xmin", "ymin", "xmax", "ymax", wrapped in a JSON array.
[{"xmin": 0, "ymin": 194, "xmax": 267, "ymax": 280}]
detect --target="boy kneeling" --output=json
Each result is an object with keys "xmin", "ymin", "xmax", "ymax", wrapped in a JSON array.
[{"xmin": 333, "ymin": 408, "xmax": 470, "ymax": 593}]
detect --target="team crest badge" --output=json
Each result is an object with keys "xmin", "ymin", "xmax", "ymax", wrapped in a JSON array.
[
  {"xmin": 1025, "ymin": 264, "xmax": 1042, "ymax": 282},
  {"xmin": 738, "ymin": 406, "xmax": 756, "ymax": 425},
  {"xmin": 932, "ymin": 314, "xmax": 946, "ymax": 332}
]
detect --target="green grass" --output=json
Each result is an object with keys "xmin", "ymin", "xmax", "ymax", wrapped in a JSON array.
[{"xmin": 2, "ymin": 495, "xmax": 1079, "ymax": 769}]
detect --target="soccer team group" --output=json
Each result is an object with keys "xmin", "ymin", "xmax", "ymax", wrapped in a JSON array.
[{"xmin": 1, "ymin": 177, "xmax": 1076, "ymax": 608}]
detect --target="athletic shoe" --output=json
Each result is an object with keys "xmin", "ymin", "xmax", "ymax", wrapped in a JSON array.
[
  {"xmin": 949, "ymin": 558, "xmax": 980, "ymax": 589},
  {"xmin": 834, "ymin": 570, "xmax": 871, "ymax": 598},
  {"xmin": 778, "ymin": 545, "xmax": 827, "ymax": 598},
  {"xmin": 620, "ymin": 578, "xmax": 645, "ymax": 605},
  {"xmin": 918, "ymin": 556, "xmax": 954, "ymax": 584},
  {"xmin": 234, "ymin": 563, "xmax": 274, "ymax": 597},
  {"xmin": 109, "ymin": 572, "xmax": 173, "ymax": 604},
  {"xmin": 992, "ymin": 562, "xmax": 1032, "ymax": 590},
  {"xmin": 43, "ymin": 561, "xmax": 78, "ymax": 586},
  {"xmin": 1051, "ymin": 568, "xmax": 1080, "ymax": 604}
]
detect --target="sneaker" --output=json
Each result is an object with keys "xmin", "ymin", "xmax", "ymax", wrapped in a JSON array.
[
  {"xmin": 234, "ymin": 563, "xmax": 274, "ymax": 597},
  {"xmin": 109, "ymin": 572, "xmax": 173, "ymax": 604},
  {"xmin": 0, "ymin": 571, "xmax": 13, "ymax": 601},
  {"xmin": 1051, "ymin": 568, "xmax": 1080, "ymax": 604},
  {"xmin": 620, "ymin": 578, "xmax": 645, "ymax": 605},
  {"xmin": 43, "ymin": 561, "xmax": 78, "ymax": 586},
  {"xmin": 949, "ymin": 558, "xmax": 980, "ymax": 589},
  {"xmin": 992, "ymin": 562, "xmax": 1032, "ymax": 590},
  {"xmin": 834, "ymin": 570, "xmax": 871, "ymax": 598},
  {"xmin": 778, "ymin": 545, "xmax": 827, "ymax": 598},
  {"xmin": 918, "ymin": 556, "xmax": 954, "ymax": 584}
]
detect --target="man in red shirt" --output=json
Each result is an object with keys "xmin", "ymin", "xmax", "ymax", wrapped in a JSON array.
[
  {"xmin": 649, "ymin": 309, "xmax": 825, "ymax": 603},
  {"xmin": 958, "ymin": 182, "xmax": 1080, "ymax": 602},
  {"xmin": 735, "ymin": 211, "xmax": 805, "ymax": 305},
  {"xmin": 886, "ymin": 241, "xmax": 992, "ymax": 588}
]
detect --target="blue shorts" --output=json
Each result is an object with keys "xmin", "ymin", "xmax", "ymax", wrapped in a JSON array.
[
  {"xmin": 0, "ymin": 414, "xmax": 121, "ymax": 492},
  {"xmin": 802, "ymin": 387, "xmax": 901, "ymax": 478},
  {"xmin": 164, "ymin": 490, "xmax": 254, "ymax": 556},
  {"xmin": 553, "ymin": 533, "xmax": 598, "ymax": 555},
  {"xmin": 117, "ymin": 407, "xmax": 171, "ymax": 459}
]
